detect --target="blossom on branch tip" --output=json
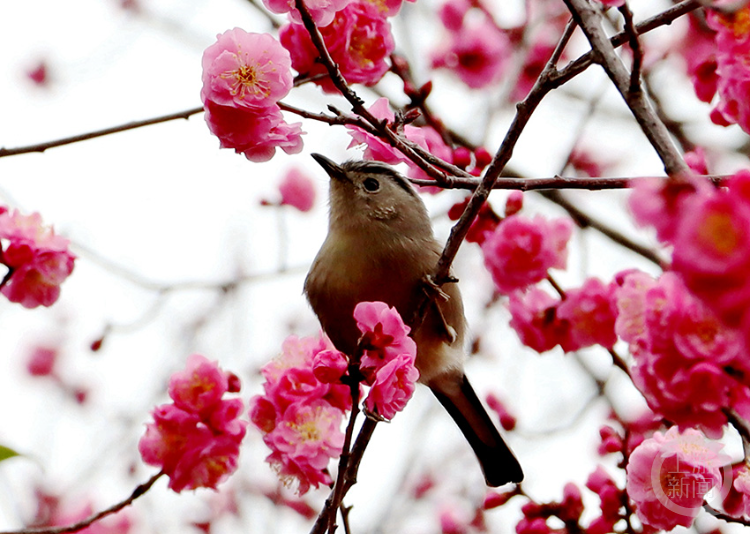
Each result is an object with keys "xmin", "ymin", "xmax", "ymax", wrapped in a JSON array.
[
  {"xmin": 0, "ymin": 208, "xmax": 75, "ymax": 308},
  {"xmin": 201, "ymin": 29, "xmax": 293, "ymax": 111},
  {"xmin": 139, "ymin": 355, "xmax": 247, "ymax": 492},
  {"xmin": 364, "ymin": 353, "xmax": 419, "ymax": 419}
]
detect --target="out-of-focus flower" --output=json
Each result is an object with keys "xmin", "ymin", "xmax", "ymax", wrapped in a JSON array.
[
  {"xmin": 431, "ymin": 19, "xmax": 511, "ymax": 89},
  {"xmin": 508, "ymin": 287, "xmax": 564, "ymax": 353},
  {"xmin": 26, "ymin": 346, "xmax": 58, "ymax": 377},
  {"xmin": 278, "ymin": 168, "xmax": 316, "ymax": 212},
  {"xmin": 481, "ymin": 214, "xmax": 572, "ymax": 294},
  {"xmin": 556, "ymin": 277, "xmax": 618, "ymax": 352}
]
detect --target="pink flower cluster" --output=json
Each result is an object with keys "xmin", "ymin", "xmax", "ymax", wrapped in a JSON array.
[
  {"xmin": 482, "ymin": 214, "xmax": 573, "ymax": 294},
  {"xmin": 626, "ymin": 426, "xmax": 728, "ymax": 530},
  {"xmin": 250, "ymin": 303, "xmax": 418, "ymax": 493},
  {"xmin": 630, "ymin": 171, "xmax": 750, "ymax": 371},
  {"xmin": 139, "ymin": 355, "xmax": 247, "ymax": 492},
  {"xmin": 201, "ymin": 28, "xmax": 303, "ymax": 162},
  {"xmin": 614, "ymin": 270, "xmax": 750, "ymax": 437},
  {"xmin": 678, "ymin": 6, "xmax": 750, "ymax": 134},
  {"xmin": 353, "ymin": 301, "xmax": 420, "ymax": 419},
  {"xmin": 0, "ymin": 207, "xmax": 75, "ymax": 308},
  {"xmin": 432, "ymin": 0, "xmax": 511, "ymax": 89},
  {"xmin": 280, "ymin": 1, "xmax": 395, "ymax": 93},
  {"xmin": 249, "ymin": 335, "xmax": 350, "ymax": 494},
  {"xmin": 508, "ymin": 277, "xmax": 618, "ymax": 353}
]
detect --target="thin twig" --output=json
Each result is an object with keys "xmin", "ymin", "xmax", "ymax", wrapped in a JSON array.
[
  {"xmin": 618, "ymin": 4, "xmax": 644, "ymax": 95},
  {"xmin": 703, "ymin": 502, "xmax": 750, "ymax": 526},
  {"xmin": 0, "ymin": 108, "xmax": 204, "ymax": 158},
  {"xmin": 0, "ymin": 472, "xmax": 163, "ymax": 534},
  {"xmin": 563, "ymin": 0, "xmax": 688, "ymax": 176}
]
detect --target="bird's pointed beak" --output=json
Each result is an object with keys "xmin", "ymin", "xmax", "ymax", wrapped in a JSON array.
[{"xmin": 311, "ymin": 153, "xmax": 348, "ymax": 182}]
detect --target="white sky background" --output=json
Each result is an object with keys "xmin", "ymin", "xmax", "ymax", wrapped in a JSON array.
[{"xmin": 0, "ymin": 0, "xmax": 749, "ymax": 533}]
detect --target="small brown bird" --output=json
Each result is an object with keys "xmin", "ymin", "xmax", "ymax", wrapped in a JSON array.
[{"xmin": 304, "ymin": 154, "xmax": 523, "ymax": 487}]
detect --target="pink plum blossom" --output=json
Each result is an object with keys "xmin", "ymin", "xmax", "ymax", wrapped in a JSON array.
[
  {"xmin": 263, "ymin": 0, "xmax": 350, "ymax": 27},
  {"xmin": 556, "ymin": 278, "xmax": 618, "ymax": 352},
  {"xmin": 168, "ymin": 354, "xmax": 229, "ymax": 417},
  {"xmin": 353, "ymin": 300, "xmax": 417, "ymax": 373},
  {"xmin": 723, "ymin": 464, "xmax": 750, "ymax": 519},
  {"xmin": 312, "ymin": 349, "xmax": 349, "ymax": 383},
  {"xmin": 364, "ymin": 353, "xmax": 419, "ymax": 419},
  {"xmin": 628, "ymin": 175, "xmax": 711, "ymax": 243},
  {"xmin": 201, "ymin": 29, "xmax": 293, "ymax": 111},
  {"xmin": 139, "ymin": 356, "xmax": 247, "ymax": 492},
  {"xmin": 203, "ymin": 101, "xmax": 303, "ymax": 162},
  {"xmin": 0, "ymin": 208, "xmax": 75, "ymax": 308},
  {"xmin": 27, "ymin": 346, "xmax": 57, "ymax": 377},
  {"xmin": 251, "ymin": 334, "xmax": 351, "ymax": 494},
  {"xmin": 508, "ymin": 287, "xmax": 565, "ymax": 353},
  {"xmin": 345, "ymin": 98, "xmax": 427, "ymax": 164},
  {"xmin": 279, "ymin": 168, "xmax": 316, "ymax": 212},
  {"xmin": 280, "ymin": 2, "xmax": 395, "ymax": 93},
  {"xmin": 626, "ymin": 427, "xmax": 727, "ymax": 530},
  {"xmin": 616, "ymin": 270, "xmax": 748, "ymax": 437},
  {"xmin": 431, "ymin": 19, "xmax": 511, "ymax": 89},
  {"xmin": 481, "ymin": 214, "xmax": 573, "ymax": 294}
]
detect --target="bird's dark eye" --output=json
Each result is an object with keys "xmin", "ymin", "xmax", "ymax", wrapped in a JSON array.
[{"xmin": 363, "ymin": 177, "xmax": 380, "ymax": 192}]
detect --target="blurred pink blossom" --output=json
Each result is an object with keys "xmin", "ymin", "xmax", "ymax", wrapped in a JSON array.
[
  {"xmin": 556, "ymin": 277, "xmax": 618, "ymax": 352},
  {"xmin": 431, "ymin": 19, "xmax": 511, "ymax": 89},
  {"xmin": 27, "ymin": 346, "xmax": 57, "ymax": 377},
  {"xmin": 279, "ymin": 168, "xmax": 316, "ymax": 212},
  {"xmin": 508, "ymin": 287, "xmax": 564, "ymax": 353},
  {"xmin": 481, "ymin": 214, "xmax": 572, "ymax": 294}
]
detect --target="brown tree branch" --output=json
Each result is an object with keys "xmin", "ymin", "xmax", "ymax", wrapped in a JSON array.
[
  {"xmin": 561, "ymin": 0, "xmax": 689, "ymax": 177},
  {"xmin": 0, "ymin": 472, "xmax": 163, "ymax": 534},
  {"xmin": 0, "ymin": 108, "xmax": 204, "ymax": 158}
]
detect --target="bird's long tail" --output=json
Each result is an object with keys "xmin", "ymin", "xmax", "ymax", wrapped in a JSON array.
[{"xmin": 429, "ymin": 374, "xmax": 523, "ymax": 487}]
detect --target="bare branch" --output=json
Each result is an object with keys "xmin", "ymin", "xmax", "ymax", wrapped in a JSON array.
[{"xmin": 0, "ymin": 473, "xmax": 163, "ymax": 534}]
